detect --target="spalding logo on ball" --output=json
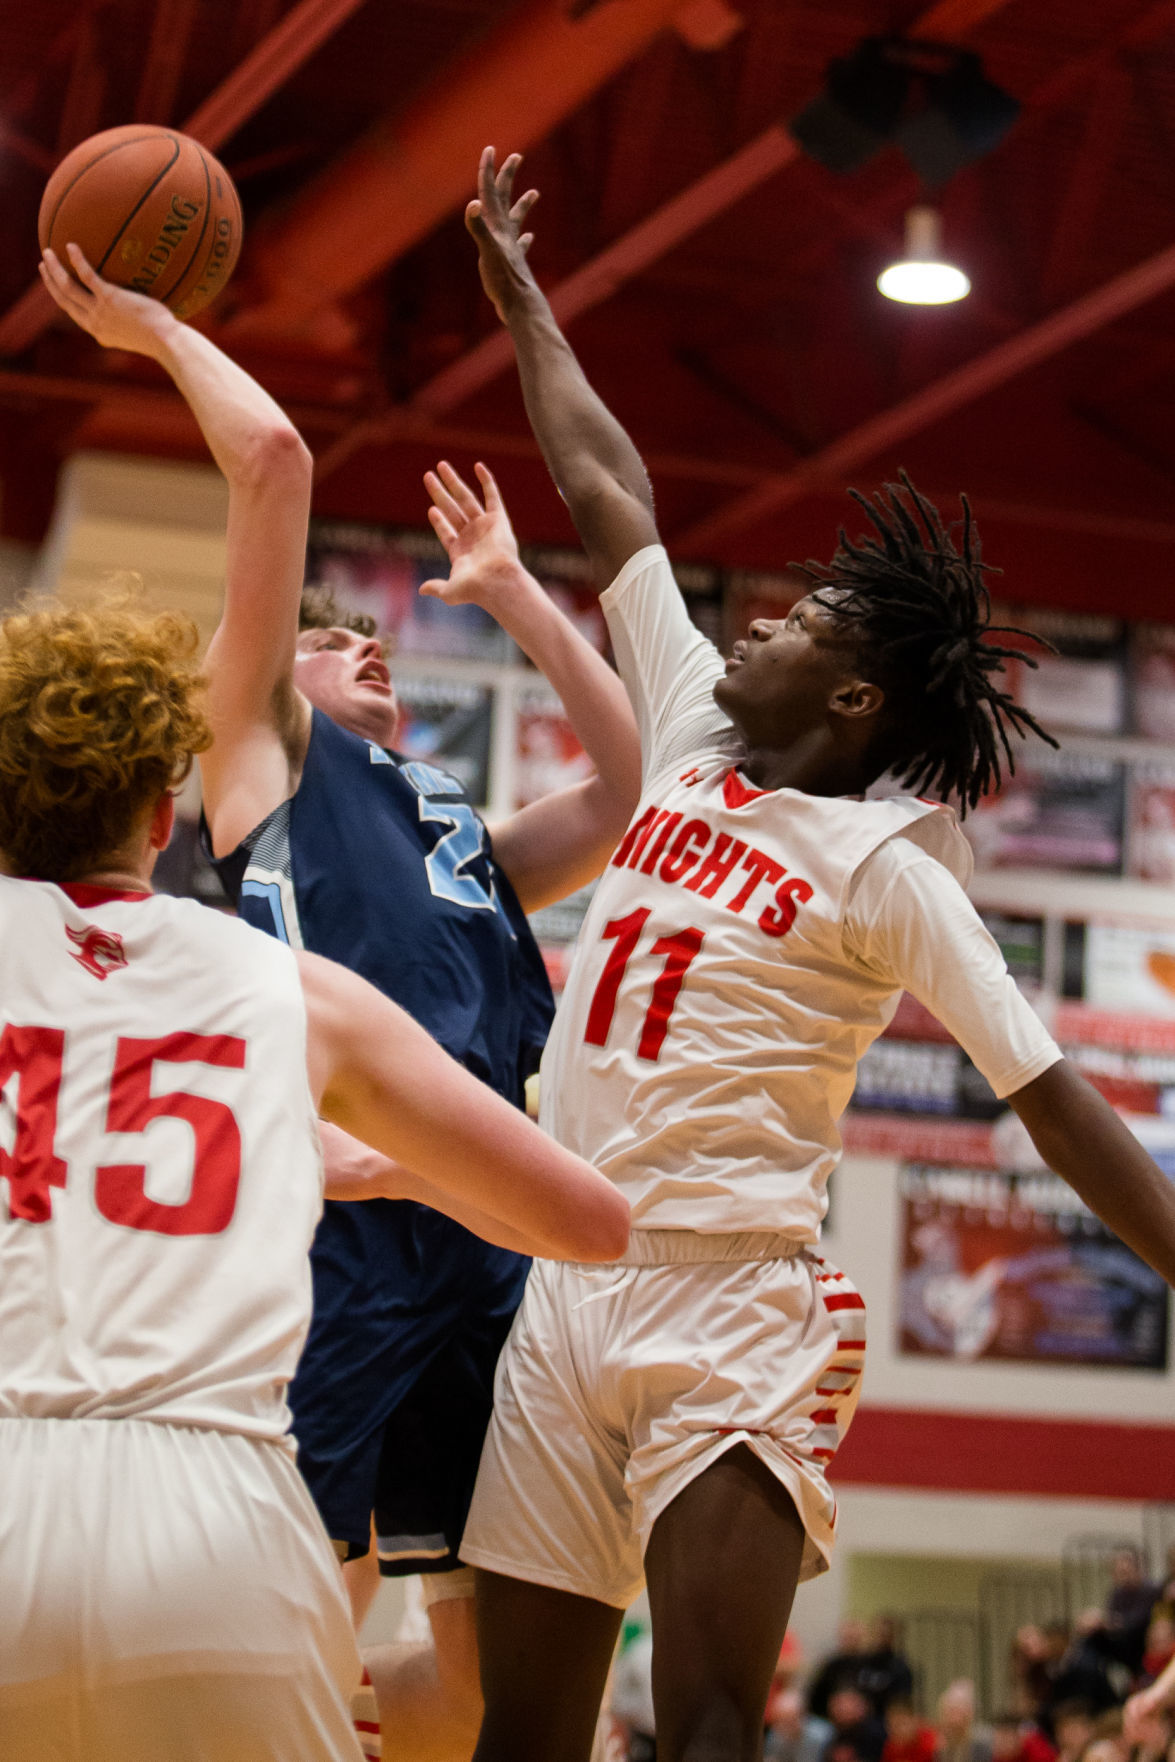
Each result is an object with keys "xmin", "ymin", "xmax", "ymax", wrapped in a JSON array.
[{"xmin": 39, "ymin": 124, "xmax": 243, "ymax": 320}]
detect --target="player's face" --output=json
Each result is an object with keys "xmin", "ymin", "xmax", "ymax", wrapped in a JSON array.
[
  {"xmin": 294, "ymin": 627, "xmax": 399, "ymax": 746},
  {"xmin": 713, "ymin": 596, "xmax": 864, "ymax": 746}
]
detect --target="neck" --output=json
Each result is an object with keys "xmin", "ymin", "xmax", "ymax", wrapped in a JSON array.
[
  {"xmin": 738, "ymin": 729, "xmax": 873, "ymax": 797},
  {"xmin": 73, "ymin": 864, "xmax": 153, "ymax": 895}
]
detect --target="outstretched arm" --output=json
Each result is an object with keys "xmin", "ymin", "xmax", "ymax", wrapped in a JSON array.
[
  {"xmin": 465, "ymin": 147, "xmax": 658, "ymax": 590},
  {"xmin": 420, "ymin": 460, "xmax": 641, "ymax": 908},
  {"xmin": 299, "ymin": 950, "xmax": 629, "ymax": 1263},
  {"xmin": 1008, "ymin": 1060, "xmax": 1175, "ymax": 1286},
  {"xmin": 319, "ymin": 1120, "xmax": 543, "ymax": 1255},
  {"xmin": 39, "ymin": 246, "xmax": 312, "ymax": 856}
]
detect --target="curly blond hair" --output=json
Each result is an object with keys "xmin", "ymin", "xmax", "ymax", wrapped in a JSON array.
[{"xmin": 0, "ymin": 587, "xmax": 211, "ymax": 881}]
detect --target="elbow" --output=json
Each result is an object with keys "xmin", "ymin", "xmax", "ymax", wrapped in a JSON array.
[
  {"xmin": 562, "ymin": 1186, "xmax": 630, "ymax": 1264},
  {"xmin": 238, "ymin": 422, "xmax": 313, "ymax": 493}
]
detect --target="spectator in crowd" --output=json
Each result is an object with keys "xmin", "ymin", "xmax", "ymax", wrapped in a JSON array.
[
  {"xmin": 1043, "ymin": 1617, "xmax": 1122, "ymax": 1729},
  {"xmin": 991, "ymin": 1710, "xmax": 1057, "ymax": 1762},
  {"xmin": 936, "ymin": 1680, "xmax": 994, "ymax": 1762},
  {"xmin": 1161, "ymin": 1545, "xmax": 1175, "ymax": 1609},
  {"xmin": 766, "ymin": 1687, "xmax": 834, "ymax": 1762},
  {"xmin": 1011, "ymin": 1627, "xmax": 1060, "ymax": 1721},
  {"xmin": 1076, "ymin": 1707, "xmax": 1131, "ymax": 1762},
  {"xmin": 1104, "ymin": 1550, "xmax": 1161, "ymax": 1677},
  {"xmin": 860, "ymin": 1620, "xmax": 917, "ymax": 1716},
  {"xmin": 881, "ymin": 1699, "xmax": 938, "ymax": 1762},
  {"xmin": 1143, "ymin": 1613, "xmax": 1175, "ymax": 1687},
  {"xmin": 1051, "ymin": 1700, "xmax": 1097, "ymax": 1762},
  {"xmin": 824, "ymin": 1684, "xmax": 889, "ymax": 1762},
  {"xmin": 810, "ymin": 1623, "xmax": 874, "ymax": 1720}
]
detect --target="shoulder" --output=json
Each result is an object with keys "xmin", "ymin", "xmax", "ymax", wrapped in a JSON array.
[
  {"xmin": 852, "ymin": 795, "xmax": 973, "ymax": 889},
  {"xmin": 599, "ymin": 543, "xmax": 674, "ymax": 610}
]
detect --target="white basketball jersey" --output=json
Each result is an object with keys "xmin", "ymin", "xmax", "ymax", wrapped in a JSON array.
[
  {"xmin": 541, "ymin": 547, "xmax": 974, "ymax": 1238},
  {"xmin": 0, "ymin": 877, "xmax": 324, "ymax": 1442}
]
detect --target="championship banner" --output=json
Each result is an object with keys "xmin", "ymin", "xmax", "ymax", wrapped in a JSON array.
[
  {"xmin": 513, "ymin": 679, "xmax": 593, "ymax": 808},
  {"xmin": 395, "ymin": 675, "xmax": 493, "ymax": 806},
  {"xmin": 898, "ymin": 1163, "xmax": 1170, "ymax": 1369},
  {"xmin": 307, "ymin": 520, "xmax": 515, "ymax": 662}
]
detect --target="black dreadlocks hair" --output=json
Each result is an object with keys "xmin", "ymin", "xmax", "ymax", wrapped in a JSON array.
[{"xmin": 797, "ymin": 472, "xmax": 1058, "ymax": 815}]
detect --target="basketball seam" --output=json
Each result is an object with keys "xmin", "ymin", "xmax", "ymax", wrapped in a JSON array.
[
  {"xmin": 43, "ymin": 132, "xmax": 181, "ymax": 253},
  {"xmin": 94, "ymin": 136, "xmax": 185, "ymax": 277},
  {"xmin": 154, "ymin": 145, "xmax": 212, "ymax": 308}
]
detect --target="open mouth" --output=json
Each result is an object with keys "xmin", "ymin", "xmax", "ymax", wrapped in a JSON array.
[
  {"xmin": 724, "ymin": 641, "xmax": 747, "ymax": 672},
  {"xmin": 356, "ymin": 660, "xmax": 391, "ymax": 689}
]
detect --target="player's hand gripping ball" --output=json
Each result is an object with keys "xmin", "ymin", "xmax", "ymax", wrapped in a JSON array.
[{"xmin": 38, "ymin": 125, "xmax": 242, "ymax": 320}]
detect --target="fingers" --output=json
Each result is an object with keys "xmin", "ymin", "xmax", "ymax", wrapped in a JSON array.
[
  {"xmin": 478, "ymin": 145, "xmax": 497, "ymax": 208},
  {"xmin": 496, "ymin": 152, "xmax": 522, "ymax": 206},
  {"xmin": 436, "ymin": 459, "xmax": 482, "ymax": 519},
  {"xmin": 39, "ymin": 248, "xmax": 92, "ymax": 320},
  {"xmin": 65, "ymin": 242, "xmax": 102, "ymax": 291},
  {"xmin": 426, "ymin": 502, "xmax": 459, "ymax": 553},
  {"xmin": 423, "ymin": 467, "xmax": 469, "ymax": 533},
  {"xmin": 474, "ymin": 461, "xmax": 502, "ymax": 514},
  {"xmin": 509, "ymin": 187, "xmax": 539, "ymax": 225}
]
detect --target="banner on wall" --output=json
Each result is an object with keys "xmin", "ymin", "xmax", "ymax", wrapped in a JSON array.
[
  {"xmin": 963, "ymin": 747, "xmax": 1126, "ymax": 873},
  {"xmin": 307, "ymin": 521, "xmax": 515, "ymax": 662},
  {"xmin": 897, "ymin": 1162, "xmax": 1169, "ymax": 1369},
  {"xmin": 1128, "ymin": 759, "xmax": 1175, "ymax": 883},
  {"xmin": 1008, "ymin": 608, "xmax": 1128, "ymax": 736},
  {"xmin": 1132, "ymin": 623, "xmax": 1175, "ymax": 742},
  {"xmin": 513, "ymin": 680, "xmax": 592, "ymax": 808},
  {"xmin": 395, "ymin": 675, "xmax": 493, "ymax": 805},
  {"xmin": 1082, "ymin": 921, "xmax": 1175, "ymax": 1021}
]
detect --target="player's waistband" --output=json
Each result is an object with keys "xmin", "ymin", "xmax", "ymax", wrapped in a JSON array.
[{"xmin": 614, "ymin": 1229, "xmax": 807, "ymax": 1265}]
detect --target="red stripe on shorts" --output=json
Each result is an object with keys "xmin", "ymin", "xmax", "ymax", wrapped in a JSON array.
[{"xmin": 823, "ymin": 1292, "xmax": 866, "ymax": 1311}]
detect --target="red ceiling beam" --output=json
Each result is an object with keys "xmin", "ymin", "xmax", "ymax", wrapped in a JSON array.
[
  {"xmin": 234, "ymin": 0, "xmax": 700, "ymax": 338},
  {"xmin": 133, "ymin": 0, "xmax": 201, "ymax": 124},
  {"xmin": 313, "ymin": 0, "xmax": 1019, "ymax": 482},
  {"xmin": 0, "ymin": 0, "xmax": 370, "ymax": 358},
  {"xmin": 674, "ymin": 238, "xmax": 1175, "ymax": 553}
]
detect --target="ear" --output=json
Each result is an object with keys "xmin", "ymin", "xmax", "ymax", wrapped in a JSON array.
[
  {"xmin": 148, "ymin": 791, "xmax": 175, "ymax": 852},
  {"xmin": 829, "ymin": 677, "xmax": 885, "ymax": 722}
]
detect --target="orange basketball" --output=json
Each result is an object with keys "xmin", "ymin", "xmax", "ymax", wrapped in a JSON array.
[{"xmin": 38, "ymin": 125, "xmax": 243, "ymax": 320}]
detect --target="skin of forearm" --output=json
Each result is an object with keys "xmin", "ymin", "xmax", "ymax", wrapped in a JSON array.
[
  {"xmin": 147, "ymin": 319, "xmax": 310, "ymax": 485},
  {"xmin": 503, "ymin": 283, "xmax": 653, "ymax": 526},
  {"xmin": 318, "ymin": 1119, "xmax": 542, "ymax": 1254},
  {"xmin": 1010, "ymin": 1059, "xmax": 1175, "ymax": 1286}
]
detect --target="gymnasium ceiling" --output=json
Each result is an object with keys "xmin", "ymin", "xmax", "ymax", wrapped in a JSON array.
[{"xmin": 2, "ymin": 0, "xmax": 1175, "ymax": 618}]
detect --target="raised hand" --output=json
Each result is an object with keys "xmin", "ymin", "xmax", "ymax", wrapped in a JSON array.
[
  {"xmin": 465, "ymin": 146, "xmax": 540, "ymax": 322},
  {"xmin": 419, "ymin": 460, "xmax": 526, "ymax": 610},
  {"xmin": 39, "ymin": 243, "xmax": 177, "ymax": 356}
]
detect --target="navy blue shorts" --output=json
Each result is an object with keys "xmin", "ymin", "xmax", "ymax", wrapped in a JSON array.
[{"xmin": 289, "ymin": 1197, "xmax": 528, "ymax": 1575}]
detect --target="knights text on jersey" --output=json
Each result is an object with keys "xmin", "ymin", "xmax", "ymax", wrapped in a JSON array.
[
  {"xmin": 540, "ymin": 546, "xmax": 976, "ymax": 1238},
  {"xmin": 0, "ymin": 878, "xmax": 323, "ymax": 1441}
]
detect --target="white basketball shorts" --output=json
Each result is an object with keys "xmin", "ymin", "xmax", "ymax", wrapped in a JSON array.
[
  {"xmin": 461, "ymin": 1231, "xmax": 867, "ymax": 1609},
  {"xmin": 0, "ymin": 1415, "xmax": 364, "ymax": 1762}
]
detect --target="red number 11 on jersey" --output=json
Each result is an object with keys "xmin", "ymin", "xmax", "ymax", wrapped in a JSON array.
[{"xmin": 584, "ymin": 908, "xmax": 705, "ymax": 1062}]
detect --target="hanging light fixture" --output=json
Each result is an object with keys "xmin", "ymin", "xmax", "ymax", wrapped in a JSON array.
[{"xmin": 878, "ymin": 205, "xmax": 971, "ymax": 304}]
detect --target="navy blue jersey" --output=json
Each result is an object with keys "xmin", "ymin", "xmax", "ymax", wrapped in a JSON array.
[
  {"xmin": 204, "ymin": 708, "xmax": 555, "ymax": 1553},
  {"xmin": 208, "ymin": 708, "xmax": 554, "ymax": 1101}
]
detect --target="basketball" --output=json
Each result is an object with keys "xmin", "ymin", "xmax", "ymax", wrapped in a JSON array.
[{"xmin": 38, "ymin": 125, "xmax": 242, "ymax": 320}]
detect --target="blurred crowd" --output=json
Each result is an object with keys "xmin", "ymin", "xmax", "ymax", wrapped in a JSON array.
[{"xmin": 606, "ymin": 1545, "xmax": 1175, "ymax": 1762}]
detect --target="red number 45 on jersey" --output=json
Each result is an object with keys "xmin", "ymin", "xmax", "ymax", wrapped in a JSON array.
[{"xmin": 0, "ymin": 1024, "xmax": 246, "ymax": 1235}]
